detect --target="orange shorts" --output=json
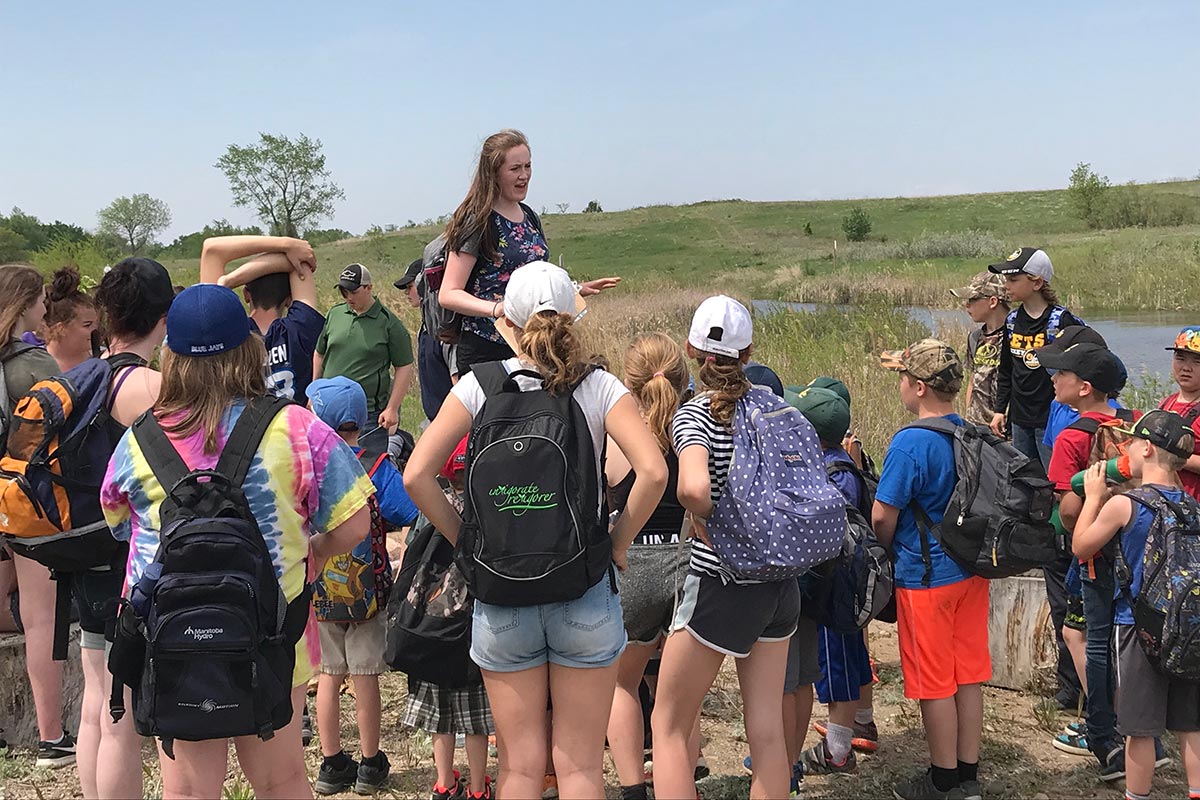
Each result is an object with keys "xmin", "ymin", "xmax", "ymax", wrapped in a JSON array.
[{"xmin": 895, "ymin": 576, "xmax": 991, "ymax": 700}]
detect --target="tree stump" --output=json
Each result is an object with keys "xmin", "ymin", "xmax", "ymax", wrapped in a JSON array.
[
  {"xmin": 0, "ymin": 630, "xmax": 83, "ymax": 746},
  {"xmin": 986, "ymin": 573, "xmax": 1056, "ymax": 691}
]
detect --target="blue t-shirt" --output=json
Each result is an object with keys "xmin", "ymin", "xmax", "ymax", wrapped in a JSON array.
[
  {"xmin": 875, "ymin": 414, "xmax": 970, "ymax": 589},
  {"xmin": 352, "ymin": 446, "xmax": 418, "ymax": 529},
  {"xmin": 823, "ymin": 447, "xmax": 862, "ymax": 511},
  {"xmin": 254, "ymin": 300, "xmax": 325, "ymax": 401},
  {"xmin": 1043, "ymin": 397, "xmax": 1121, "ymax": 448},
  {"xmin": 1115, "ymin": 486, "xmax": 1184, "ymax": 625},
  {"xmin": 745, "ymin": 361, "xmax": 784, "ymax": 398}
]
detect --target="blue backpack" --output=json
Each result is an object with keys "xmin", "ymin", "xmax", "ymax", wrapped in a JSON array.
[{"xmin": 705, "ymin": 387, "xmax": 847, "ymax": 581}]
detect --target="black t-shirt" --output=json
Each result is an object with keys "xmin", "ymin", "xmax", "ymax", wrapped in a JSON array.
[{"xmin": 993, "ymin": 305, "xmax": 1084, "ymax": 428}]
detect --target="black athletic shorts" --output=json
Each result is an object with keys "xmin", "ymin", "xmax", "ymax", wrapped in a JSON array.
[
  {"xmin": 72, "ymin": 569, "xmax": 123, "ymax": 647},
  {"xmin": 670, "ymin": 571, "xmax": 800, "ymax": 658}
]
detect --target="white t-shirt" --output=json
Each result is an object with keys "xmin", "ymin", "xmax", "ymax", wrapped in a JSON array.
[{"xmin": 450, "ymin": 358, "xmax": 629, "ymax": 496}]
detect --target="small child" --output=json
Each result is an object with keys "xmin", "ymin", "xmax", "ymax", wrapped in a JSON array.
[
  {"xmin": 951, "ymin": 271, "xmax": 1010, "ymax": 427},
  {"xmin": 1157, "ymin": 327, "xmax": 1200, "ymax": 502},
  {"xmin": 988, "ymin": 247, "xmax": 1084, "ymax": 467},
  {"xmin": 875, "ymin": 339, "xmax": 988, "ymax": 800},
  {"xmin": 306, "ymin": 376, "xmax": 419, "ymax": 796},
  {"xmin": 789, "ymin": 386, "xmax": 875, "ymax": 774},
  {"xmin": 401, "ymin": 437, "xmax": 495, "ymax": 800},
  {"xmin": 1071, "ymin": 411, "xmax": 1200, "ymax": 800}
]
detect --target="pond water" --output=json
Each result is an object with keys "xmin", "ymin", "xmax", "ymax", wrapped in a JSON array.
[{"xmin": 754, "ymin": 301, "xmax": 1196, "ymax": 383}]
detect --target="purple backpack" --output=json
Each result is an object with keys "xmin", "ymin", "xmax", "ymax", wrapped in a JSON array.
[{"xmin": 706, "ymin": 387, "xmax": 847, "ymax": 580}]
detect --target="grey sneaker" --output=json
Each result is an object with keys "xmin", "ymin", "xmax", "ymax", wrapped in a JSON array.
[
  {"xmin": 960, "ymin": 779, "xmax": 982, "ymax": 800},
  {"xmin": 892, "ymin": 770, "xmax": 967, "ymax": 800}
]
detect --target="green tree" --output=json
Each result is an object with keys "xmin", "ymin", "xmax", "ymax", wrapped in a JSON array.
[
  {"xmin": 1067, "ymin": 162, "xmax": 1111, "ymax": 229},
  {"xmin": 584, "ymin": 200, "xmax": 603, "ymax": 213},
  {"xmin": 841, "ymin": 206, "xmax": 872, "ymax": 242},
  {"xmin": 215, "ymin": 133, "xmax": 345, "ymax": 237},
  {"xmin": 97, "ymin": 193, "xmax": 172, "ymax": 254},
  {"xmin": 0, "ymin": 227, "xmax": 29, "ymax": 262}
]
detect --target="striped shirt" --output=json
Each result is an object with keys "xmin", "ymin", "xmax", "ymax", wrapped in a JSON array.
[{"xmin": 671, "ymin": 394, "xmax": 761, "ymax": 585}]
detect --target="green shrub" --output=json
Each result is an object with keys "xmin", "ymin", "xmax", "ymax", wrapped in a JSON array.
[{"xmin": 842, "ymin": 206, "xmax": 872, "ymax": 242}]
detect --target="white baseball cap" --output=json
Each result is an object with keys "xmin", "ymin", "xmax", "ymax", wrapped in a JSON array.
[
  {"xmin": 503, "ymin": 261, "xmax": 577, "ymax": 328},
  {"xmin": 688, "ymin": 295, "xmax": 753, "ymax": 358},
  {"xmin": 988, "ymin": 247, "xmax": 1053, "ymax": 282}
]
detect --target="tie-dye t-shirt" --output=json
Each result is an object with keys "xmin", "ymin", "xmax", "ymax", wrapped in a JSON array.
[{"xmin": 101, "ymin": 399, "xmax": 375, "ymax": 687}]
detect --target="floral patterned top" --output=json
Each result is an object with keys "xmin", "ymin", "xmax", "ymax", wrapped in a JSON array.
[{"xmin": 460, "ymin": 208, "xmax": 549, "ymax": 343}]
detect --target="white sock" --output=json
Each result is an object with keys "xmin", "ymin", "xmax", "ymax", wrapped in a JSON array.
[
  {"xmin": 826, "ymin": 723, "xmax": 853, "ymax": 764},
  {"xmin": 854, "ymin": 707, "xmax": 874, "ymax": 726}
]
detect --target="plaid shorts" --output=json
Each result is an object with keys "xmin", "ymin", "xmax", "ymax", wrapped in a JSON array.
[{"xmin": 402, "ymin": 677, "xmax": 494, "ymax": 736}]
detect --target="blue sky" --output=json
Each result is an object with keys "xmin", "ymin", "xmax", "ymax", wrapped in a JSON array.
[{"xmin": 3, "ymin": 1, "xmax": 1197, "ymax": 240}]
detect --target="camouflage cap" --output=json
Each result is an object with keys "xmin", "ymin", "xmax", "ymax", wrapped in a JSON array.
[
  {"xmin": 880, "ymin": 338, "xmax": 964, "ymax": 393},
  {"xmin": 950, "ymin": 271, "xmax": 1009, "ymax": 302}
]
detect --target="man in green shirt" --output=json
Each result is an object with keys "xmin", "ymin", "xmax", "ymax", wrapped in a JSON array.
[{"xmin": 314, "ymin": 263, "xmax": 414, "ymax": 438}]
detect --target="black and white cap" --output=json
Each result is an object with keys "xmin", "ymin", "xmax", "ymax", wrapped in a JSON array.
[
  {"xmin": 988, "ymin": 247, "xmax": 1054, "ymax": 281},
  {"xmin": 337, "ymin": 262, "xmax": 373, "ymax": 291}
]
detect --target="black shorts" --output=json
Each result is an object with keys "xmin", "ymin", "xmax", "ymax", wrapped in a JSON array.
[
  {"xmin": 72, "ymin": 569, "xmax": 123, "ymax": 647},
  {"xmin": 670, "ymin": 571, "xmax": 799, "ymax": 657},
  {"xmin": 456, "ymin": 329, "xmax": 514, "ymax": 378}
]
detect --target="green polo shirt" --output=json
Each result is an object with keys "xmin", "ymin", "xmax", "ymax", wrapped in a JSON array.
[{"xmin": 316, "ymin": 298, "xmax": 413, "ymax": 413}]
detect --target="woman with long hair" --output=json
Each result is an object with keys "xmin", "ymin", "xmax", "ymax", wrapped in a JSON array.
[
  {"xmin": 603, "ymin": 333, "xmax": 692, "ymax": 800},
  {"xmin": 101, "ymin": 284, "xmax": 373, "ymax": 799},
  {"xmin": 75, "ymin": 257, "xmax": 175, "ymax": 799},
  {"xmin": 438, "ymin": 129, "xmax": 619, "ymax": 377},
  {"xmin": 44, "ymin": 266, "xmax": 99, "ymax": 372},
  {"xmin": 405, "ymin": 263, "xmax": 666, "ymax": 799},
  {"xmin": 0, "ymin": 264, "xmax": 75, "ymax": 767},
  {"xmin": 651, "ymin": 296, "xmax": 799, "ymax": 800}
]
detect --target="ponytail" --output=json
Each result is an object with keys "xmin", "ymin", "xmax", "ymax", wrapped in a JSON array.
[
  {"xmin": 697, "ymin": 350, "xmax": 751, "ymax": 426},
  {"xmin": 520, "ymin": 311, "xmax": 587, "ymax": 395},
  {"xmin": 624, "ymin": 332, "xmax": 688, "ymax": 452}
]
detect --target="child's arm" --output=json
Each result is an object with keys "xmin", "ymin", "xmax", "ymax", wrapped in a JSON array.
[
  {"xmin": 990, "ymin": 330, "xmax": 1012, "ymax": 436},
  {"xmin": 1182, "ymin": 452, "xmax": 1200, "ymax": 475},
  {"xmin": 220, "ymin": 252, "xmax": 318, "ymax": 309},
  {"xmin": 675, "ymin": 444, "xmax": 713, "ymax": 519},
  {"xmin": 872, "ymin": 501, "xmax": 899, "ymax": 549},
  {"xmin": 199, "ymin": 235, "xmax": 314, "ymax": 284},
  {"xmin": 1059, "ymin": 490, "xmax": 1084, "ymax": 534},
  {"xmin": 1072, "ymin": 462, "xmax": 1133, "ymax": 559}
]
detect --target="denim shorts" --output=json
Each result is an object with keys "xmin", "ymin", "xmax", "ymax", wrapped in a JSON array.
[{"xmin": 470, "ymin": 576, "xmax": 627, "ymax": 673}]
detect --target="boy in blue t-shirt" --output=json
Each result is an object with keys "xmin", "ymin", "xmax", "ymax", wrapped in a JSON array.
[
  {"xmin": 788, "ymin": 386, "xmax": 878, "ymax": 775},
  {"xmin": 200, "ymin": 235, "xmax": 326, "ymax": 401},
  {"xmin": 874, "ymin": 339, "xmax": 989, "ymax": 800},
  {"xmin": 1071, "ymin": 410, "xmax": 1200, "ymax": 800}
]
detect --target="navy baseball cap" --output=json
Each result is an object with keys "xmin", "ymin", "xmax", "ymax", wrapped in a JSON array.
[
  {"xmin": 306, "ymin": 376, "xmax": 368, "ymax": 432},
  {"xmin": 166, "ymin": 284, "xmax": 251, "ymax": 357}
]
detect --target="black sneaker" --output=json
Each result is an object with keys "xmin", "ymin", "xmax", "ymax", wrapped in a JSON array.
[
  {"xmin": 432, "ymin": 771, "xmax": 465, "ymax": 800},
  {"xmin": 1098, "ymin": 747, "xmax": 1125, "ymax": 783},
  {"xmin": 355, "ymin": 751, "xmax": 390, "ymax": 795},
  {"xmin": 892, "ymin": 769, "xmax": 967, "ymax": 800},
  {"xmin": 315, "ymin": 753, "xmax": 360, "ymax": 795},
  {"xmin": 36, "ymin": 731, "xmax": 76, "ymax": 768}
]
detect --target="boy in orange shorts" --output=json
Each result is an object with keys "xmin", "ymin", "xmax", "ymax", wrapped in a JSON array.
[{"xmin": 874, "ymin": 339, "xmax": 990, "ymax": 800}]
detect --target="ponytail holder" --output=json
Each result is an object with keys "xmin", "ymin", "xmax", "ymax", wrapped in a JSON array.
[
  {"xmin": 705, "ymin": 356, "xmax": 717, "ymax": 363},
  {"xmin": 653, "ymin": 371, "xmax": 665, "ymax": 378}
]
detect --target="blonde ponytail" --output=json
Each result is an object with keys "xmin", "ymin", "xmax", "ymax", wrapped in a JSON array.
[
  {"xmin": 520, "ymin": 311, "xmax": 587, "ymax": 395},
  {"xmin": 624, "ymin": 333, "xmax": 688, "ymax": 452}
]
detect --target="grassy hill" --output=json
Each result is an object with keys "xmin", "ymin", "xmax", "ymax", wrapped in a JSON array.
[{"xmin": 159, "ymin": 179, "xmax": 1200, "ymax": 312}]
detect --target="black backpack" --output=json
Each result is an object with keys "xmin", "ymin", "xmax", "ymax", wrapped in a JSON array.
[
  {"xmin": 418, "ymin": 203, "xmax": 546, "ymax": 343},
  {"xmin": 107, "ymin": 396, "xmax": 309, "ymax": 755},
  {"xmin": 1115, "ymin": 486, "xmax": 1200, "ymax": 681},
  {"xmin": 456, "ymin": 361, "xmax": 612, "ymax": 606},
  {"xmin": 801, "ymin": 461, "xmax": 894, "ymax": 633},
  {"xmin": 904, "ymin": 418, "xmax": 1059, "ymax": 584},
  {"xmin": 385, "ymin": 516, "xmax": 478, "ymax": 688}
]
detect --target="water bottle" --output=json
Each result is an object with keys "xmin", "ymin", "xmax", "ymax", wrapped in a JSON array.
[
  {"xmin": 130, "ymin": 562, "xmax": 162, "ymax": 618},
  {"xmin": 1070, "ymin": 456, "xmax": 1131, "ymax": 496}
]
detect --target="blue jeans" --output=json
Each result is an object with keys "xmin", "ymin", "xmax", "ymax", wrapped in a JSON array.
[
  {"xmin": 1082, "ymin": 558, "xmax": 1118, "ymax": 762},
  {"xmin": 1011, "ymin": 423, "xmax": 1052, "ymax": 470}
]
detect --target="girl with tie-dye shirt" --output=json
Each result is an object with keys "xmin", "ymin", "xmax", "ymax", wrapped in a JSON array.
[{"xmin": 101, "ymin": 284, "xmax": 372, "ymax": 800}]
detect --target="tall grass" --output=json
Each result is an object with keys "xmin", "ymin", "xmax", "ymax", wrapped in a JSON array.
[{"xmin": 844, "ymin": 230, "xmax": 1011, "ymax": 261}]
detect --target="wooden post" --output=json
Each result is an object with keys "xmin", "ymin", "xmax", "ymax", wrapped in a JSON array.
[{"xmin": 986, "ymin": 573, "xmax": 1057, "ymax": 691}]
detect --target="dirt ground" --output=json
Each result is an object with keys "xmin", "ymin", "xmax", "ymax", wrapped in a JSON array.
[{"xmin": 0, "ymin": 623, "xmax": 1189, "ymax": 799}]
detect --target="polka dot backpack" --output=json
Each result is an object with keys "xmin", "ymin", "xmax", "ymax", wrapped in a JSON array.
[{"xmin": 707, "ymin": 387, "xmax": 847, "ymax": 580}]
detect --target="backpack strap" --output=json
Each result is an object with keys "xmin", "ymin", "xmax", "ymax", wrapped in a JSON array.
[
  {"xmin": 52, "ymin": 574, "xmax": 73, "ymax": 661},
  {"xmin": 902, "ymin": 417, "xmax": 960, "ymax": 437},
  {"xmin": 357, "ymin": 449, "xmax": 388, "ymax": 479},
  {"xmin": 1162, "ymin": 395, "xmax": 1200, "ymax": 425},
  {"xmin": 472, "ymin": 361, "xmax": 513, "ymax": 398},
  {"xmin": 910, "ymin": 502, "xmax": 937, "ymax": 588},
  {"xmin": 131, "ymin": 412, "xmax": 193, "ymax": 496},
  {"xmin": 1065, "ymin": 417, "xmax": 1100, "ymax": 435},
  {"xmin": 214, "ymin": 396, "xmax": 292, "ymax": 486}
]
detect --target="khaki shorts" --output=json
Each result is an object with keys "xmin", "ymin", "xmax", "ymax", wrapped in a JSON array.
[{"xmin": 318, "ymin": 614, "xmax": 388, "ymax": 676}]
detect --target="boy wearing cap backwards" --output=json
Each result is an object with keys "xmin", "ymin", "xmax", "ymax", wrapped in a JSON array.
[
  {"xmin": 315, "ymin": 263, "xmax": 415, "ymax": 446},
  {"xmin": 988, "ymin": 247, "xmax": 1084, "ymax": 467},
  {"xmin": 1041, "ymin": 342, "xmax": 1143, "ymax": 777},
  {"xmin": 874, "ymin": 339, "xmax": 988, "ymax": 800},
  {"xmin": 1158, "ymin": 327, "xmax": 1200, "ymax": 502},
  {"xmin": 199, "ymin": 235, "xmax": 325, "ymax": 401},
  {"xmin": 1071, "ymin": 411, "xmax": 1200, "ymax": 800},
  {"xmin": 305, "ymin": 376, "xmax": 418, "ymax": 795},
  {"xmin": 951, "ymin": 272, "xmax": 1011, "ymax": 427},
  {"xmin": 788, "ymin": 386, "xmax": 875, "ymax": 775}
]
